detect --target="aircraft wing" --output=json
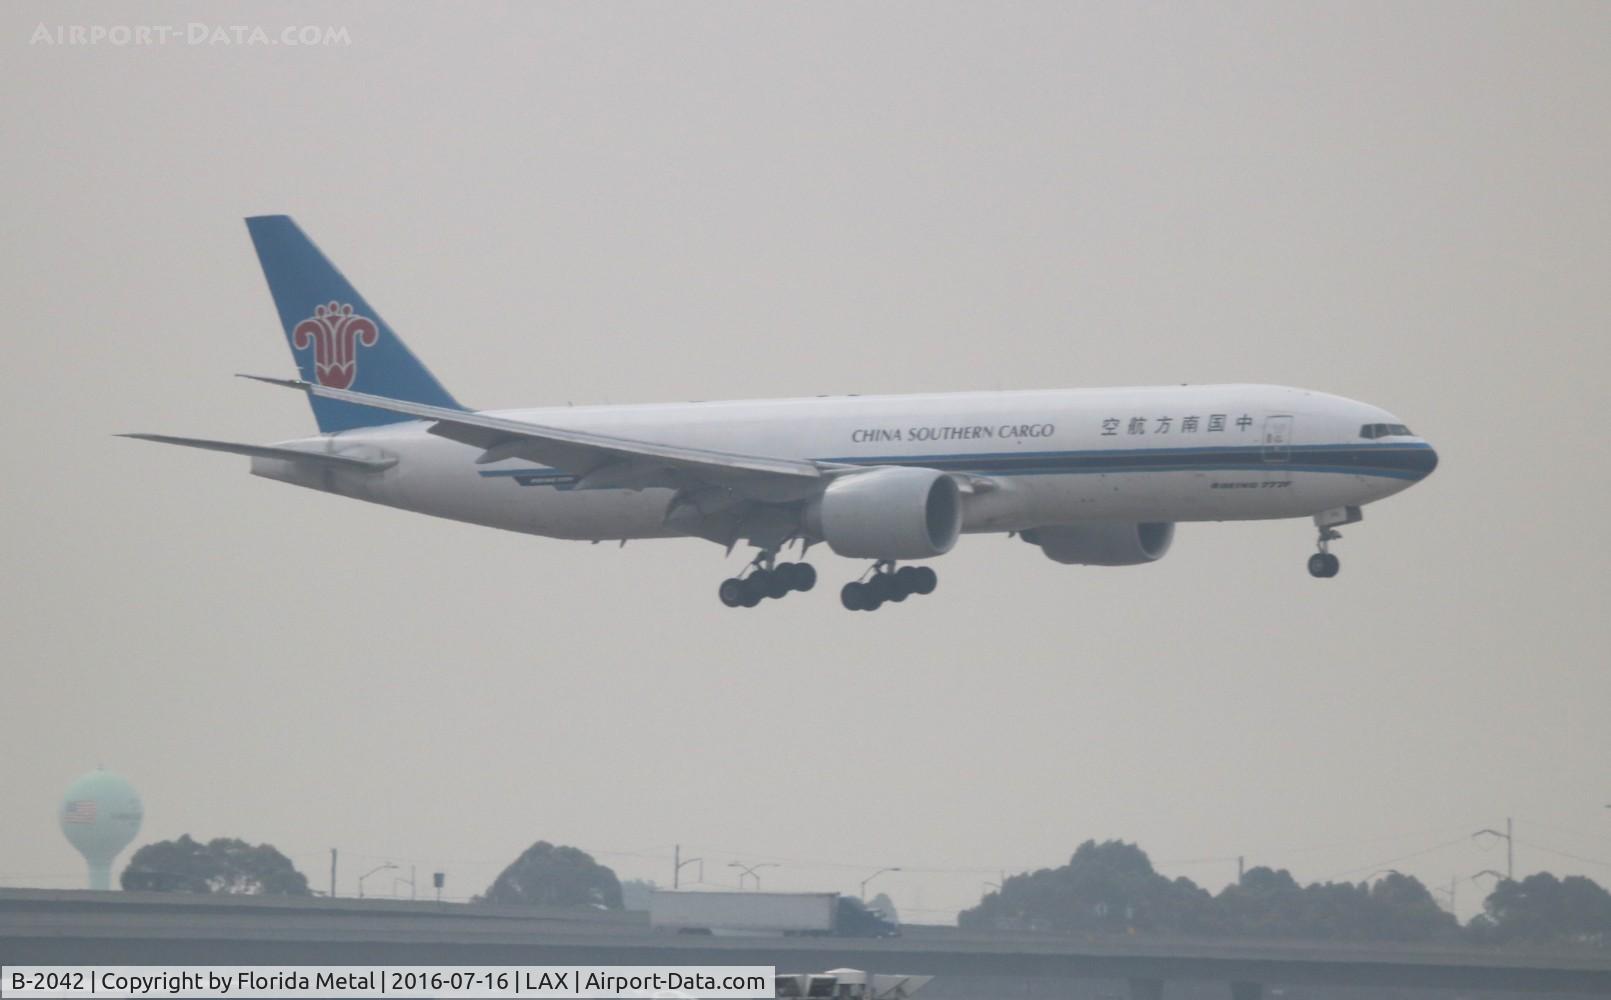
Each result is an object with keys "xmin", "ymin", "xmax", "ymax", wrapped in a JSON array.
[{"xmin": 242, "ymin": 376, "xmax": 828, "ymax": 496}]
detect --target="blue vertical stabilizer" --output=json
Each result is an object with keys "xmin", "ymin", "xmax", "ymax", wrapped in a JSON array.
[{"xmin": 245, "ymin": 215, "xmax": 461, "ymax": 433}]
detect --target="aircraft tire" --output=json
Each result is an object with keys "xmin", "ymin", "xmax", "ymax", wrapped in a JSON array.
[
  {"xmin": 1308, "ymin": 553, "xmax": 1340, "ymax": 578},
  {"xmin": 909, "ymin": 566, "xmax": 938, "ymax": 595},
  {"xmin": 895, "ymin": 566, "xmax": 919, "ymax": 589},
  {"xmin": 841, "ymin": 582, "xmax": 868, "ymax": 611},
  {"xmin": 761, "ymin": 569, "xmax": 791, "ymax": 599},
  {"xmin": 793, "ymin": 563, "xmax": 817, "ymax": 592},
  {"xmin": 741, "ymin": 574, "xmax": 771, "ymax": 603},
  {"xmin": 718, "ymin": 578, "xmax": 746, "ymax": 607}
]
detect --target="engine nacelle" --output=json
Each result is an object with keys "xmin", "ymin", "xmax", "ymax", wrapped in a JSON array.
[
  {"xmin": 804, "ymin": 467, "xmax": 962, "ymax": 560},
  {"xmin": 1022, "ymin": 522, "xmax": 1175, "ymax": 566}
]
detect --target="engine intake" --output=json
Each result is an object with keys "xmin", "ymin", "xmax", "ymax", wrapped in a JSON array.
[
  {"xmin": 805, "ymin": 467, "xmax": 962, "ymax": 560},
  {"xmin": 1022, "ymin": 522, "xmax": 1175, "ymax": 566}
]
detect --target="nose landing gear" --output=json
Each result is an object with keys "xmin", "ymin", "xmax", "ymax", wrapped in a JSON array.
[
  {"xmin": 718, "ymin": 552, "xmax": 817, "ymax": 608},
  {"xmin": 840, "ymin": 561, "xmax": 939, "ymax": 611},
  {"xmin": 1307, "ymin": 506, "xmax": 1361, "ymax": 578}
]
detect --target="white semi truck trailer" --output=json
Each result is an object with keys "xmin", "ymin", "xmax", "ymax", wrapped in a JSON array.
[{"xmin": 649, "ymin": 890, "xmax": 839, "ymax": 935}]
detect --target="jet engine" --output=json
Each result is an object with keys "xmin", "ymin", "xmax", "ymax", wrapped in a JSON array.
[
  {"xmin": 1021, "ymin": 522, "xmax": 1175, "ymax": 566},
  {"xmin": 804, "ymin": 467, "xmax": 962, "ymax": 560}
]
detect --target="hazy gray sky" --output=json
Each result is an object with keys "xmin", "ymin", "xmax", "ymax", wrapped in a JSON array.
[{"xmin": 3, "ymin": 2, "xmax": 1609, "ymax": 923}]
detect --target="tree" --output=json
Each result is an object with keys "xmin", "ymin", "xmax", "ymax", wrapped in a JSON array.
[
  {"xmin": 958, "ymin": 839, "xmax": 1217, "ymax": 935},
  {"xmin": 620, "ymin": 878, "xmax": 657, "ymax": 912},
  {"xmin": 1368, "ymin": 871, "xmax": 1460, "ymax": 942},
  {"xmin": 1479, "ymin": 873, "xmax": 1611, "ymax": 947},
  {"xmin": 120, "ymin": 835, "xmax": 310, "ymax": 895},
  {"xmin": 480, "ymin": 841, "xmax": 622, "ymax": 908},
  {"xmin": 959, "ymin": 841, "xmax": 1459, "ymax": 944},
  {"xmin": 869, "ymin": 891, "xmax": 900, "ymax": 925},
  {"xmin": 1215, "ymin": 868, "xmax": 1457, "ymax": 943}
]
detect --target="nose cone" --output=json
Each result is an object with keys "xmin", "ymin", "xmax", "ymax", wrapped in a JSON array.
[{"xmin": 1411, "ymin": 442, "xmax": 1439, "ymax": 480}]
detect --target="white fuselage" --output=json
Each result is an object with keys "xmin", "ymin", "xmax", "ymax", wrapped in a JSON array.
[{"xmin": 251, "ymin": 383, "xmax": 1437, "ymax": 544}]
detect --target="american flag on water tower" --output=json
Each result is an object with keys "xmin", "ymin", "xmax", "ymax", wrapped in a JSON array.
[{"xmin": 63, "ymin": 800, "xmax": 97, "ymax": 824}]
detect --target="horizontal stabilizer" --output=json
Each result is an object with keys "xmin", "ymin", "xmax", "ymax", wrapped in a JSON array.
[{"xmin": 117, "ymin": 433, "xmax": 395, "ymax": 471}]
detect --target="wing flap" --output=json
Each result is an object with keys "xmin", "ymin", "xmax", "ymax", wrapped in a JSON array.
[{"xmin": 240, "ymin": 376, "xmax": 826, "ymax": 492}]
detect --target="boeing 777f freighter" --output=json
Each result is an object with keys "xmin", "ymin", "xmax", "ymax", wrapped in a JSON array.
[{"xmin": 126, "ymin": 216, "xmax": 1439, "ymax": 611}]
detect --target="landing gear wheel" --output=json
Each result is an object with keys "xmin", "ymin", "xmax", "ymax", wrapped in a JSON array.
[
  {"xmin": 760, "ymin": 569, "xmax": 791, "ymax": 599},
  {"xmin": 909, "ymin": 566, "xmax": 938, "ymax": 595},
  {"xmin": 774, "ymin": 562, "xmax": 809, "ymax": 592},
  {"xmin": 841, "ymin": 581, "xmax": 869, "ymax": 611},
  {"xmin": 1307, "ymin": 552, "xmax": 1340, "ymax": 578},
  {"xmin": 790, "ymin": 563, "xmax": 817, "ymax": 592},
  {"xmin": 867, "ymin": 573, "xmax": 897, "ymax": 604},
  {"xmin": 739, "ymin": 575, "xmax": 768, "ymax": 606},
  {"xmin": 718, "ymin": 578, "xmax": 746, "ymax": 607}
]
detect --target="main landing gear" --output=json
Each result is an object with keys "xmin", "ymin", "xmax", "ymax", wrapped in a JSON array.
[
  {"xmin": 840, "ymin": 561, "xmax": 938, "ymax": 612},
  {"xmin": 718, "ymin": 553, "xmax": 817, "ymax": 608}
]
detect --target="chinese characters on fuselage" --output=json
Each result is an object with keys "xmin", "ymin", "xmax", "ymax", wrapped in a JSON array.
[{"xmin": 1101, "ymin": 414, "xmax": 1253, "ymax": 436}]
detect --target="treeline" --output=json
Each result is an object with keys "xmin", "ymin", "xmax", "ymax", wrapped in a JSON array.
[
  {"xmin": 118, "ymin": 837, "xmax": 622, "ymax": 906},
  {"xmin": 117, "ymin": 834, "xmax": 1611, "ymax": 950},
  {"xmin": 121, "ymin": 835, "xmax": 311, "ymax": 895},
  {"xmin": 958, "ymin": 839, "xmax": 1611, "ymax": 950}
]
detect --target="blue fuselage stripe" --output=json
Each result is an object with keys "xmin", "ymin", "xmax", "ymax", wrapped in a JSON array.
[{"xmin": 476, "ymin": 443, "xmax": 1436, "ymax": 484}]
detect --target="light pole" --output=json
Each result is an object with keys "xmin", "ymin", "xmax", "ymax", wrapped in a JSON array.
[
  {"xmin": 674, "ymin": 845, "xmax": 703, "ymax": 890},
  {"xmin": 358, "ymin": 862, "xmax": 397, "ymax": 899},
  {"xmin": 1473, "ymin": 819, "xmax": 1514, "ymax": 881},
  {"xmin": 1430, "ymin": 876, "xmax": 1458, "ymax": 916},
  {"xmin": 728, "ymin": 862, "xmax": 778, "ymax": 890},
  {"xmin": 860, "ymin": 867, "xmax": 901, "ymax": 900}
]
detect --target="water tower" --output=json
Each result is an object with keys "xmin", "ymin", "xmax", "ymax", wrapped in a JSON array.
[{"xmin": 58, "ymin": 768, "xmax": 143, "ymax": 890}]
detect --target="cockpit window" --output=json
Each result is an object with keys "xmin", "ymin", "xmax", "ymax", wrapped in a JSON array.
[{"xmin": 1360, "ymin": 423, "xmax": 1412, "ymax": 439}]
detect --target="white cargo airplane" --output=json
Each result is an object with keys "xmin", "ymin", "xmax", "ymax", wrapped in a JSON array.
[{"xmin": 125, "ymin": 216, "xmax": 1438, "ymax": 611}]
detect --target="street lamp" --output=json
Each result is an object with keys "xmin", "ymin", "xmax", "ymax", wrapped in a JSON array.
[
  {"xmin": 1430, "ymin": 877, "xmax": 1458, "ymax": 915},
  {"xmin": 1473, "ymin": 820, "xmax": 1514, "ymax": 881},
  {"xmin": 728, "ymin": 862, "xmax": 778, "ymax": 890},
  {"xmin": 674, "ymin": 845, "xmax": 703, "ymax": 890},
  {"xmin": 860, "ymin": 867, "xmax": 902, "ymax": 900},
  {"xmin": 358, "ymin": 862, "xmax": 397, "ymax": 899}
]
